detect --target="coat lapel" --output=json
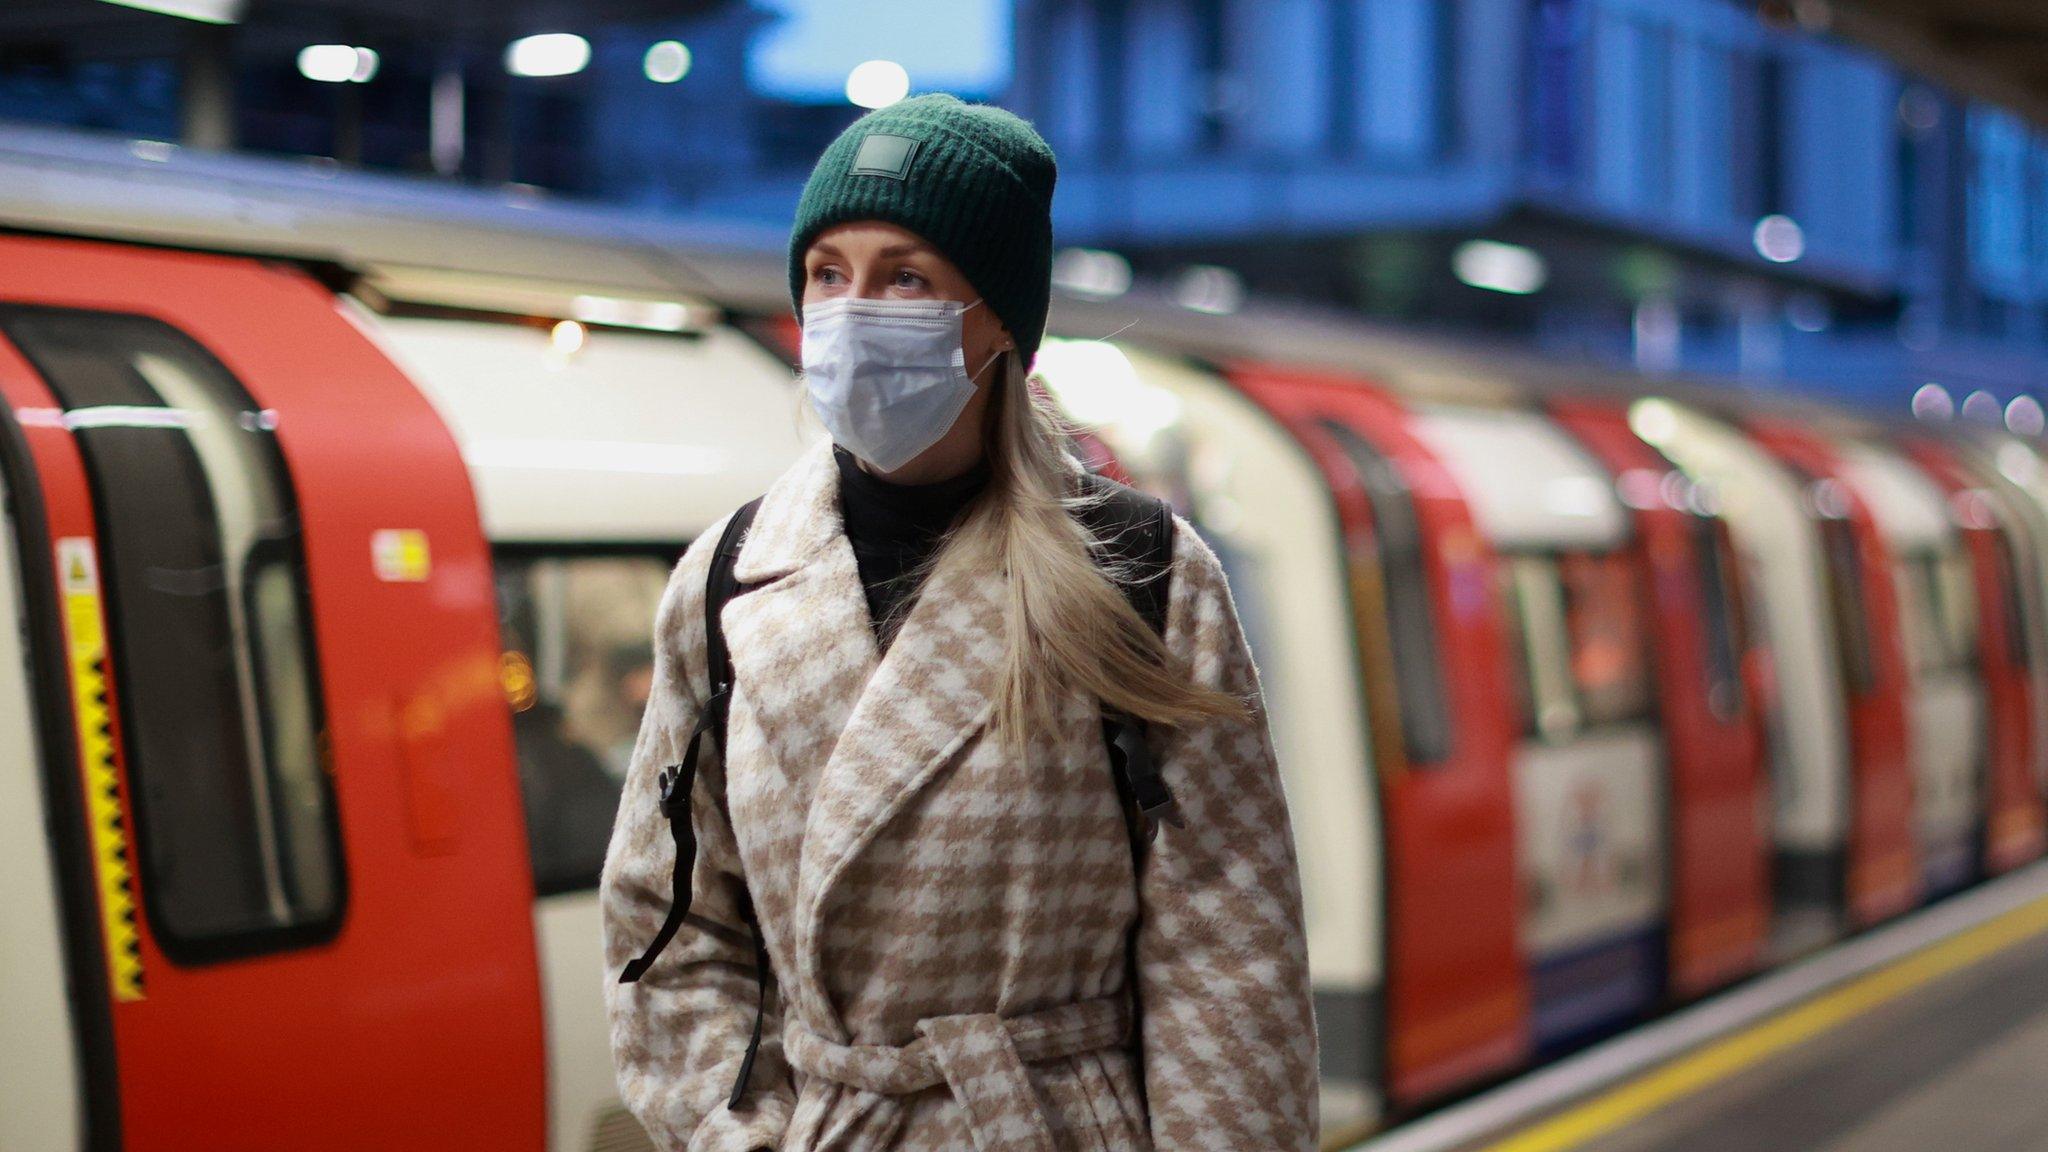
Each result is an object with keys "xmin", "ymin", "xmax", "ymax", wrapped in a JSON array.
[
  {"xmin": 792, "ymin": 535, "xmax": 1010, "ymax": 1029},
  {"xmin": 723, "ymin": 438, "xmax": 878, "ymax": 805}
]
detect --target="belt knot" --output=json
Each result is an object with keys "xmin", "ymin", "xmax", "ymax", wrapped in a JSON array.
[{"xmin": 783, "ymin": 993, "xmax": 1134, "ymax": 1152}]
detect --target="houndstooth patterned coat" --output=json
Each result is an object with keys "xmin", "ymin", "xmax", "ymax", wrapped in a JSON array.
[{"xmin": 600, "ymin": 436, "xmax": 1319, "ymax": 1152}]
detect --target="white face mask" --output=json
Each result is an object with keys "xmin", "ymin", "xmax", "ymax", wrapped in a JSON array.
[{"xmin": 800, "ymin": 295, "xmax": 1004, "ymax": 473}]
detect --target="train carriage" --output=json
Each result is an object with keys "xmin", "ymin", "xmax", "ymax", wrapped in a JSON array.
[{"xmin": 3, "ymin": 120, "xmax": 2046, "ymax": 1152}]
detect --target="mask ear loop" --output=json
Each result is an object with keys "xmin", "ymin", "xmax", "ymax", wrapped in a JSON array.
[
  {"xmin": 959, "ymin": 297, "xmax": 1007, "ymax": 383},
  {"xmin": 970, "ymin": 347, "xmax": 1007, "ymax": 382}
]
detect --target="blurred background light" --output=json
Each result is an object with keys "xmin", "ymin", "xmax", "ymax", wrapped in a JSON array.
[
  {"xmin": 845, "ymin": 60, "xmax": 909, "ymax": 108},
  {"xmin": 1999, "ymin": 441, "xmax": 2042, "ymax": 485},
  {"xmin": 1911, "ymin": 382, "xmax": 1955, "ymax": 421},
  {"xmin": 570, "ymin": 296, "xmax": 693, "ymax": 332},
  {"xmin": 1052, "ymin": 248, "xmax": 1132, "ymax": 299},
  {"xmin": 1786, "ymin": 291, "xmax": 1831, "ymax": 333},
  {"xmin": 1173, "ymin": 265, "xmax": 1244, "ymax": 315},
  {"xmin": 549, "ymin": 320, "xmax": 587, "ymax": 355},
  {"xmin": 644, "ymin": 41, "xmax": 693, "ymax": 84},
  {"xmin": 97, "ymin": 0, "xmax": 243, "ymax": 22},
  {"xmin": 1454, "ymin": 239, "xmax": 1547, "ymax": 295},
  {"xmin": 1629, "ymin": 398, "xmax": 1678, "ymax": 446},
  {"xmin": 750, "ymin": 0, "xmax": 1008, "ymax": 103},
  {"xmin": 1962, "ymin": 389, "xmax": 2003, "ymax": 424},
  {"xmin": 1752, "ymin": 214, "xmax": 1806, "ymax": 263},
  {"xmin": 506, "ymin": 33, "xmax": 591, "ymax": 79},
  {"xmin": 295, "ymin": 47, "xmax": 380, "ymax": 84},
  {"xmin": 1033, "ymin": 338, "xmax": 1183, "ymax": 449},
  {"xmin": 2007, "ymin": 395, "xmax": 2045, "ymax": 436}
]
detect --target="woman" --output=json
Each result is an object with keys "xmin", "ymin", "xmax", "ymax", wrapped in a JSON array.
[{"xmin": 600, "ymin": 93, "xmax": 1319, "ymax": 1152}]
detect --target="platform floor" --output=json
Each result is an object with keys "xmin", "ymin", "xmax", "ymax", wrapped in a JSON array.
[{"xmin": 1561, "ymin": 922, "xmax": 2048, "ymax": 1152}]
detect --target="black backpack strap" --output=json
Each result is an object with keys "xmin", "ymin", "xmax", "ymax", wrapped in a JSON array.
[
  {"xmin": 615, "ymin": 496, "xmax": 761, "ymax": 979},
  {"xmin": 1075, "ymin": 473, "xmax": 1183, "ymax": 842}
]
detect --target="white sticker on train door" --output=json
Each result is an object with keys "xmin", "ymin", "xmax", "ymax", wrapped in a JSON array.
[{"xmin": 372, "ymin": 529, "xmax": 431, "ymax": 582}]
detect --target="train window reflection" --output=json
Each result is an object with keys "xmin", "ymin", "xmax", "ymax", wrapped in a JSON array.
[
  {"xmin": 494, "ymin": 548, "xmax": 676, "ymax": 896},
  {"xmin": 0, "ymin": 308, "xmax": 343, "ymax": 961},
  {"xmin": 1498, "ymin": 549, "xmax": 1653, "ymax": 743},
  {"xmin": 1499, "ymin": 555, "xmax": 1582, "ymax": 743},
  {"xmin": 1558, "ymin": 551, "xmax": 1654, "ymax": 725}
]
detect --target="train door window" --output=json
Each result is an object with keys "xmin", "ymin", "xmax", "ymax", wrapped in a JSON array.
[
  {"xmin": 1815, "ymin": 512, "xmax": 1877, "ymax": 694},
  {"xmin": 1694, "ymin": 516, "xmax": 1748, "ymax": 722},
  {"xmin": 1498, "ymin": 554, "xmax": 1582, "ymax": 743},
  {"xmin": 494, "ymin": 548, "xmax": 676, "ymax": 895},
  {"xmin": 0, "ymin": 308, "xmax": 341, "ymax": 960},
  {"xmin": 1498, "ymin": 549, "xmax": 1653, "ymax": 743},
  {"xmin": 1993, "ymin": 531, "xmax": 2032, "ymax": 669},
  {"xmin": 1931, "ymin": 547, "xmax": 1978, "ymax": 669},
  {"xmin": 1558, "ymin": 550, "xmax": 1654, "ymax": 725},
  {"xmin": 1317, "ymin": 417, "xmax": 1452, "ymax": 764},
  {"xmin": 1893, "ymin": 549, "xmax": 1976, "ymax": 678}
]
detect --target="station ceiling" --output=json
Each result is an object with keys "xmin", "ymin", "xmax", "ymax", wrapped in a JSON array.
[{"xmin": 1821, "ymin": 0, "xmax": 2048, "ymax": 126}]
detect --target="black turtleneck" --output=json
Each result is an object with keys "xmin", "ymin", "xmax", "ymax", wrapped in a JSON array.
[{"xmin": 834, "ymin": 442, "xmax": 992, "ymax": 649}]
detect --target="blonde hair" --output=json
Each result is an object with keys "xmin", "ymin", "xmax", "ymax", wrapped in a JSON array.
[{"xmin": 889, "ymin": 351, "xmax": 1250, "ymax": 761}]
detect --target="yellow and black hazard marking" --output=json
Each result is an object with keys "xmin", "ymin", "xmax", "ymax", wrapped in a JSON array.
[{"xmin": 58, "ymin": 538, "xmax": 144, "ymax": 1002}]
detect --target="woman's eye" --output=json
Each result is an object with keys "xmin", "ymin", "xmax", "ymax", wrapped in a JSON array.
[{"xmin": 893, "ymin": 269, "xmax": 928, "ymax": 290}]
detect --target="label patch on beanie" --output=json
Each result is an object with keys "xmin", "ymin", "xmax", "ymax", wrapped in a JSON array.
[{"xmin": 849, "ymin": 133, "xmax": 920, "ymax": 180}]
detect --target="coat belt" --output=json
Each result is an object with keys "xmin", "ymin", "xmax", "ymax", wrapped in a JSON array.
[{"xmin": 784, "ymin": 993, "xmax": 1134, "ymax": 1152}]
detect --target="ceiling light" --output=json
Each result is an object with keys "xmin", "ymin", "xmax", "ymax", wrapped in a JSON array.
[
  {"xmin": 1910, "ymin": 382, "xmax": 1953, "ymax": 421},
  {"xmin": 645, "ymin": 40, "xmax": 692, "ymax": 84},
  {"xmin": 1172, "ymin": 265, "xmax": 1244, "ymax": 314},
  {"xmin": 1052, "ymin": 248, "xmax": 1133, "ymax": 299},
  {"xmin": 97, "ymin": 0, "xmax": 243, "ymax": 22},
  {"xmin": 507, "ymin": 33, "xmax": 591, "ymax": 78},
  {"xmin": 846, "ymin": 60, "xmax": 909, "ymax": 109},
  {"xmin": 1752, "ymin": 215, "xmax": 1805, "ymax": 263},
  {"xmin": 1453, "ymin": 239, "xmax": 1547, "ymax": 294}
]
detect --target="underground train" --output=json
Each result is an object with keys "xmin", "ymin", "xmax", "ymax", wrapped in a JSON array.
[{"xmin": 1, "ymin": 122, "xmax": 2045, "ymax": 1152}]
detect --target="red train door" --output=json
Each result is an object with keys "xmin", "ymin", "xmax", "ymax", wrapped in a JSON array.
[
  {"xmin": 1903, "ymin": 438, "xmax": 2048, "ymax": 874},
  {"xmin": 1743, "ymin": 418, "xmax": 1921, "ymax": 926},
  {"xmin": 1229, "ymin": 363, "xmax": 1529, "ymax": 1106},
  {"xmin": 0, "ymin": 236, "xmax": 545, "ymax": 1151},
  {"xmin": 1549, "ymin": 399, "xmax": 1770, "ymax": 997}
]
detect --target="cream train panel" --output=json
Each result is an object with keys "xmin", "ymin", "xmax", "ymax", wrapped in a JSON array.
[
  {"xmin": 358, "ymin": 306, "xmax": 818, "ymax": 542},
  {"xmin": 1404, "ymin": 407, "xmax": 1665, "ymax": 964},
  {"xmin": 1404, "ymin": 404, "xmax": 1631, "ymax": 550},
  {"xmin": 358, "ymin": 307, "xmax": 811, "ymax": 1152},
  {"xmin": 1631, "ymin": 400, "xmax": 1851, "ymax": 886},
  {"xmin": 1838, "ymin": 442, "xmax": 1983, "ymax": 892},
  {"xmin": 0, "ymin": 464, "xmax": 83, "ymax": 1152},
  {"xmin": 1032, "ymin": 338, "xmax": 1385, "ymax": 1130}
]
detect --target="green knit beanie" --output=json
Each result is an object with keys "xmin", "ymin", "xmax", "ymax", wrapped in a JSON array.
[{"xmin": 787, "ymin": 93, "xmax": 1058, "ymax": 367}]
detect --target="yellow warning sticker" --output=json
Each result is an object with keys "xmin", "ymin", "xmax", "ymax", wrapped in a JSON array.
[
  {"xmin": 56, "ymin": 537, "xmax": 145, "ymax": 1002},
  {"xmin": 371, "ymin": 528, "xmax": 431, "ymax": 582}
]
